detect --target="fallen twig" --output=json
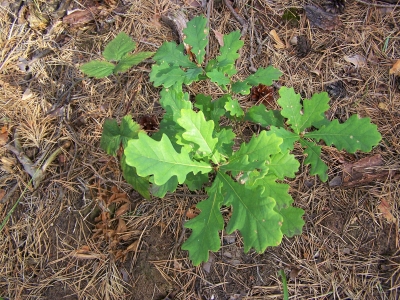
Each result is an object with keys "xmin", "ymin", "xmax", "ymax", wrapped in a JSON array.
[{"xmin": 223, "ymin": 0, "xmax": 248, "ymax": 37}]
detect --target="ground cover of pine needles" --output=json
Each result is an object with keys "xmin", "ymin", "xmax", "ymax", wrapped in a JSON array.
[{"xmin": 0, "ymin": 0, "xmax": 399, "ymax": 299}]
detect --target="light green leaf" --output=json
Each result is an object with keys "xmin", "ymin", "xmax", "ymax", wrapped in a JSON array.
[
  {"xmin": 276, "ymin": 87, "xmax": 303, "ymax": 134},
  {"xmin": 224, "ymin": 96, "xmax": 244, "ymax": 118},
  {"xmin": 150, "ymin": 62, "xmax": 185, "ymax": 87},
  {"xmin": 100, "ymin": 116, "xmax": 142, "ymax": 155},
  {"xmin": 182, "ymin": 179, "xmax": 224, "ymax": 265},
  {"xmin": 233, "ymin": 131, "xmax": 282, "ymax": 162},
  {"xmin": 278, "ymin": 206, "xmax": 305, "ymax": 237},
  {"xmin": 300, "ymin": 139, "xmax": 328, "ymax": 182},
  {"xmin": 300, "ymin": 91, "xmax": 330, "ymax": 131},
  {"xmin": 268, "ymin": 150, "xmax": 299, "ymax": 179},
  {"xmin": 177, "ymin": 109, "xmax": 218, "ymax": 156},
  {"xmin": 244, "ymin": 66, "xmax": 282, "ymax": 86},
  {"xmin": 183, "ymin": 16, "xmax": 208, "ymax": 64},
  {"xmin": 184, "ymin": 172, "xmax": 209, "ymax": 191},
  {"xmin": 206, "ymin": 69, "xmax": 230, "ymax": 87},
  {"xmin": 184, "ymin": 67, "xmax": 203, "ymax": 85},
  {"xmin": 220, "ymin": 155, "xmax": 267, "ymax": 177},
  {"xmin": 218, "ymin": 172, "xmax": 283, "ymax": 253},
  {"xmin": 217, "ymin": 30, "xmax": 243, "ymax": 64},
  {"xmin": 121, "ymin": 154, "xmax": 150, "ymax": 199},
  {"xmin": 113, "ymin": 51, "xmax": 154, "ymax": 73},
  {"xmin": 125, "ymin": 133, "xmax": 212, "ymax": 186},
  {"xmin": 153, "ymin": 42, "xmax": 196, "ymax": 68},
  {"xmin": 102, "ymin": 32, "xmax": 136, "ymax": 61},
  {"xmin": 244, "ymin": 105, "xmax": 285, "ymax": 127},
  {"xmin": 150, "ymin": 176, "xmax": 178, "ymax": 198},
  {"xmin": 159, "ymin": 85, "xmax": 192, "ymax": 121},
  {"xmin": 304, "ymin": 115, "xmax": 382, "ymax": 153},
  {"xmin": 80, "ymin": 61, "xmax": 115, "ymax": 78},
  {"xmin": 194, "ymin": 94, "xmax": 226, "ymax": 125},
  {"xmin": 269, "ymin": 126, "xmax": 300, "ymax": 151},
  {"xmin": 257, "ymin": 175, "xmax": 293, "ymax": 210},
  {"xmin": 214, "ymin": 127, "xmax": 235, "ymax": 158}
]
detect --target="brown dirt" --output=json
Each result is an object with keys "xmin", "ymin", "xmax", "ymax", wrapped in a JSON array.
[{"xmin": 1, "ymin": 0, "xmax": 399, "ymax": 299}]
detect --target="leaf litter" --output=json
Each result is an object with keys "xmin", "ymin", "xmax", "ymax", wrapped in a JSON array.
[{"xmin": 1, "ymin": 0, "xmax": 400, "ymax": 299}]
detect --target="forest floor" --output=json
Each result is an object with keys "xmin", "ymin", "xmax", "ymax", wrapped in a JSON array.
[{"xmin": 0, "ymin": 0, "xmax": 399, "ymax": 299}]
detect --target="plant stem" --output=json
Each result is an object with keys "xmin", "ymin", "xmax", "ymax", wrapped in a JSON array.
[{"xmin": 279, "ymin": 269, "xmax": 289, "ymax": 300}]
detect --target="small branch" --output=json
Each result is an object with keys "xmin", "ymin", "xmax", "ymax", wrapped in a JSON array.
[{"xmin": 223, "ymin": 0, "xmax": 248, "ymax": 37}]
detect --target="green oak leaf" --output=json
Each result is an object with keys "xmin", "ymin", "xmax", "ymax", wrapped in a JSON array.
[
  {"xmin": 177, "ymin": 109, "xmax": 218, "ymax": 156},
  {"xmin": 80, "ymin": 61, "xmax": 115, "ymax": 78},
  {"xmin": 150, "ymin": 62, "xmax": 185, "ymax": 87},
  {"xmin": 300, "ymin": 139, "xmax": 329, "ymax": 182},
  {"xmin": 150, "ymin": 176, "xmax": 178, "ymax": 198},
  {"xmin": 217, "ymin": 30, "xmax": 243, "ymax": 64},
  {"xmin": 301, "ymin": 91, "xmax": 330, "ymax": 130},
  {"xmin": 121, "ymin": 154, "xmax": 150, "ymax": 199},
  {"xmin": 214, "ymin": 127, "xmax": 235, "ymax": 158},
  {"xmin": 304, "ymin": 115, "xmax": 382, "ymax": 153},
  {"xmin": 102, "ymin": 32, "xmax": 136, "ymax": 61},
  {"xmin": 220, "ymin": 155, "xmax": 268, "ymax": 177},
  {"xmin": 276, "ymin": 87, "xmax": 303, "ymax": 134},
  {"xmin": 195, "ymin": 94, "xmax": 226, "ymax": 125},
  {"xmin": 244, "ymin": 105, "xmax": 285, "ymax": 127},
  {"xmin": 231, "ymin": 80, "xmax": 251, "ymax": 95},
  {"xmin": 152, "ymin": 42, "xmax": 196, "ymax": 68},
  {"xmin": 100, "ymin": 116, "xmax": 142, "ymax": 155},
  {"xmin": 159, "ymin": 85, "xmax": 191, "ymax": 121},
  {"xmin": 182, "ymin": 179, "xmax": 224, "ymax": 265},
  {"xmin": 257, "ymin": 175, "xmax": 293, "ymax": 210},
  {"xmin": 206, "ymin": 69, "xmax": 230, "ymax": 87},
  {"xmin": 183, "ymin": 16, "xmax": 208, "ymax": 64},
  {"xmin": 244, "ymin": 66, "xmax": 283, "ymax": 86},
  {"xmin": 233, "ymin": 131, "xmax": 282, "ymax": 162},
  {"xmin": 124, "ymin": 133, "xmax": 212, "ymax": 186},
  {"xmin": 218, "ymin": 172, "xmax": 284, "ymax": 253},
  {"xmin": 184, "ymin": 67, "xmax": 204, "ymax": 85},
  {"xmin": 268, "ymin": 150, "xmax": 299, "ymax": 179},
  {"xmin": 224, "ymin": 96, "xmax": 244, "ymax": 118},
  {"xmin": 278, "ymin": 206, "xmax": 305, "ymax": 237},
  {"xmin": 113, "ymin": 51, "xmax": 154, "ymax": 73},
  {"xmin": 184, "ymin": 172, "xmax": 209, "ymax": 191},
  {"xmin": 269, "ymin": 126, "xmax": 300, "ymax": 151}
]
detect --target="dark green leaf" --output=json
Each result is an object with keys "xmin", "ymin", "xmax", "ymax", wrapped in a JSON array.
[
  {"xmin": 80, "ymin": 61, "xmax": 115, "ymax": 78},
  {"xmin": 102, "ymin": 32, "xmax": 136, "ymax": 61}
]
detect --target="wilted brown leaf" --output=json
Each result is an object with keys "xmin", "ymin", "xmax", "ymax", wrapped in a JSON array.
[
  {"xmin": 378, "ymin": 199, "xmax": 396, "ymax": 223},
  {"xmin": 115, "ymin": 203, "xmax": 130, "ymax": 217},
  {"xmin": 344, "ymin": 54, "xmax": 367, "ymax": 68},
  {"xmin": 186, "ymin": 204, "xmax": 200, "ymax": 219},
  {"xmin": 270, "ymin": 29, "xmax": 286, "ymax": 49},
  {"xmin": 389, "ymin": 59, "xmax": 400, "ymax": 76},
  {"xmin": 0, "ymin": 126, "xmax": 8, "ymax": 146},
  {"xmin": 63, "ymin": 7, "xmax": 101, "ymax": 26},
  {"xmin": 0, "ymin": 189, "xmax": 6, "ymax": 202},
  {"xmin": 213, "ymin": 29, "xmax": 224, "ymax": 46}
]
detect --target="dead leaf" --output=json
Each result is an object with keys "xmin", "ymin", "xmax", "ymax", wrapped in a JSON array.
[
  {"xmin": 150, "ymin": 13, "xmax": 162, "ymax": 29},
  {"xmin": 22, "ymin": 88, "xmax": 33, "ymax": 100},
  {"xmin": 116, "ymin": 218, "xmax": 127, "ymax": 234},
  {"xmin": 0, "ymin": 189, "xmax": 5, "ymax": 202},
  {"xmin": 289, "ymin": 267, "xmax": 300, "ymax": 279},
  {"xmin": 270, "ymin": 29, "xmax": 286, "ymax": 49},
  {"xmin": 186, "ymin": 204, "xmax": 200, "ymax": 219},
  {"xmin": 173, "ymin": 259, "xmax": 182, "ymax": 270},
  {"xmin": 304, "ymin": 5, "xmax": 342, "ymax": 31},
  {"xmin": 389, "ymin": 59, "xmax": 400, "ymax": 76},
  {"xmin": 0, "ymin": 126, "xmax": 8, "ymax": 146},
  {"xmin": 115, "ymin": 203, "xmax": 130, "ymax": 217},
  {"xmin": 139, "ymin": 115, "xmax": 158, "ymax": 131},
  {"xmin": 378, "ymin": 199, "xmax": 396, "ymax": 223},
  {"xmin": 213, "ymin": 29, "xmax": 224, "ymax": 46},
  {"xmin": 63, "ymin": 7, "xmax": 101, "ymax": 26},
  {"xmin": 344, "ymin": 54, "xmax": 367, "ymax": 68},
  {"xmin": 126, "ymin": 240, "xmax": 140, "ymax": 252}
]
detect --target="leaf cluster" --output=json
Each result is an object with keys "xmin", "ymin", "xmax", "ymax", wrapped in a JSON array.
[
  {"xmin": 80, "ymin": 32, "xmax": 154, "ymax": 78},
  {"xmin": 100, "ymin": 16, "xmax": 381, "ymax": 266}
]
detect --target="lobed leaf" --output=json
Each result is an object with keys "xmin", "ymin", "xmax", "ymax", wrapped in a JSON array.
[
  {"xmin": 267, "ymin": 150, "xmax": 299, "ymax": 179},
  {"xmin": 121, "ymin": 155, "xmax": 150, "ymax": 199},
  {"xmin": 150, "ymin": 176, "xmax": 178, "ymax": 198},
  {"xmin": 278, "ymin": 206, "xmax": 305, "ymax": 237},
  {"xmin": 206, "ymin": 69, "xmax": 230, "ymax": 87},
  {"xmin": 300, "ymin": 139, "xmax": 329, "ymax": 182},
  {"xmin": 100, "ymin": 116, "xmax": 142, "ymax": 155},
  {"xmin": 183, "ymin": 16, "xmax": 208, "ymax": 64},
  {"xmin": 150, "ymin": 62, "xmax": 186, "ymax": 87},
  {"xmin": 300, "ymin": 91, "xmax": 330, "ymax": 131},
  {"xmin": 276, "ymin": 87, "xmax": 303, "ymax": 134},
  {"xmin": 244, "ymin": 66, "xmax": 283, "ymax": 87},
  {"xmin": 244, "ymin": 105, "xmax": 285, "ymax": 127},
  {"xmin": 181, "ymin": 179, "xmax": 224, "ymax": 265},
  {"xmin": 113, "ymin": 51, "xmax": 154, "ymax": 73},
  {"xmin": 304, "ymin": 115, "xmax": 382, "ymax": 153},
  {"xmin": 152, "ymin": 42, "xmax": 196, "ymax": 68},
  {"xmin": 80, "ymin": 61, "xmax": 115, "ymax": 78},
  {"xmin": 224, "ymin": 96, "xmax": 244, "ymax": 118},
  {"xmin": 195, "ymin": 94, "xmax": 226, "ymax": 125},
  {"xmin": 184, "ymin": 172, "xmax": 209, "ymax": 191},
  {"xmin": 159, "ymin": 85, "xmax": 192, "ymax": 122},
  {"xmin": 269, "ymin": 126, "xmax": 300, "ymax": 151},
  {"xmin": 218, "ymin": 172, "xmax": 284, "ymax": 253},
  {"xmin": 177, "ymin": 109, "xmax": 218, "ymax": 156},
  {"xmin": 217, "ymin": 30, "xmax": 243, "ymax": 64},
  {"xmin": 124, "ymin": 133, "xmax": 212, "ymax": 186},
  {"xmin": 102, "ymin": 32, "xmax": 136, "ymax": 61}
]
